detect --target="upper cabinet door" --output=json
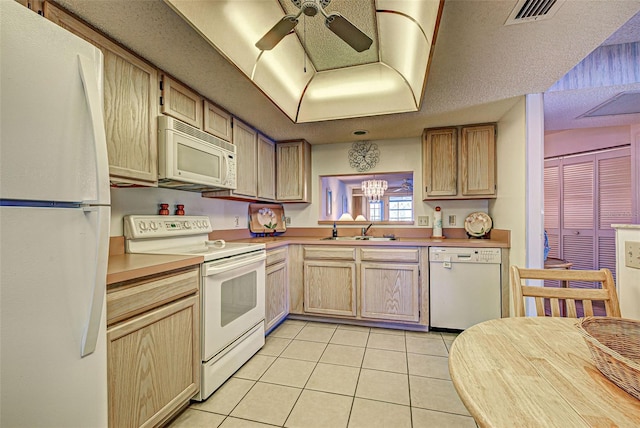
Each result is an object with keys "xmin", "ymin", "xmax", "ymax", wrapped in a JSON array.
[
  {"xmin": 461, "ymin": 124, "xmax": 496, "ymax": 197},
  {"xmin": 232, "ymin": 119, "xmax": 257, "ymax": 198},
  {"xmin": 257, "ymin": 135, "xmax": 276, "ymax": 201},
  {"xmin": 276, "ymin": 140, "xmax": 311, "ymax": 203},
  {"xmin": 203, "ymin": 101, "xmax": 232, "ymax": 142},
  {"xmin": 45, "ymin": 2, "xmax": 158, "ymax": 186},
  {"xmin": 422, "ymin": 128, "xmax": 457, "ymax": 198},
  {"xmin": 160, "ymin": 75, "xmax": 203, "ymax": 129}
]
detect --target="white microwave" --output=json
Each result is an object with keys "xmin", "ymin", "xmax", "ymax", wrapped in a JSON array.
[{"xmin": 158, "ymin": 116, "xmax": 236, "ymax": 190}]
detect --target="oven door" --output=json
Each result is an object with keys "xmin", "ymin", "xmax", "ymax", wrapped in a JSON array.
[{"xmin": 201, "ymin": 250, "xmax": 266, "ymax": 361}]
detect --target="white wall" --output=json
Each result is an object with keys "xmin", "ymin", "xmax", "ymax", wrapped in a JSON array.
[
  {"xmin": 110, "ymin": 187, "xmax": 249, "ymax": 236},
  {"xmin": 489, "ymin": 96, "xmax": 528, "ymax": 269},
  {"xmin": 285, "ymin": 137, "xmax": 488, "ymax": 231}
]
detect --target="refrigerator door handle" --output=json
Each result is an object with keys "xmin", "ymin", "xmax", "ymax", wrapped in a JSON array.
[
  {"xmin": 77, "ymin": 54, "xmax": 110, "ymax": 205},
  {"xmin": 81, "ymin": 205, "xmax": 110, "ymax": 357}
]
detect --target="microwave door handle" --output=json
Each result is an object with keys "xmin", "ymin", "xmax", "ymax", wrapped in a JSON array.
[{"xmin": 221, "ymin": 155, "xmax": 228, "ymax": 183}]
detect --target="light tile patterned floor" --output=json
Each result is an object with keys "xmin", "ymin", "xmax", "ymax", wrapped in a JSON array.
[{"xmin": 168, "ymin": 319, "xmax": 477, "ymax": 428}]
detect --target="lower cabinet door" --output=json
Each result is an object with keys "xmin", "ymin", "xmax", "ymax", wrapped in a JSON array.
[
  {"xmin": 265, "ymin": 260, "xmax": 288, "ymax": 332},
  {"xmin": 107, "ymin": 295, "xmax": 199, "ymax": 428},
  {"xmin": 304, "ymin": 260, "xmax": 357, "ymax": 317},
  {"xmin": 360, "ymin": 262, "xmax": 420, "ymax": 322}
]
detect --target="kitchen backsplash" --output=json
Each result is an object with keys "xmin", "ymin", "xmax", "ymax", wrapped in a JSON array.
[{"xmin": 110, "ymin": 187, "xmax": 249, "ymax": 236}]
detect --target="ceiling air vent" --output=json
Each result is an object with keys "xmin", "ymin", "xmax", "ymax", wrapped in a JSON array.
[{"xmin": 505, "ymin": 0, "xmax": 565, "ymax": 25}]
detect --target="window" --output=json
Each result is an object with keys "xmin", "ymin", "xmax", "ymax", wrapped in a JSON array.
[
  {"xmin": 369, "ymin": 200, "xmax": 383, "ymax": 221},
  {"xmin": 389, "ymin": 196, "xmax": 413, "ymax": 221}
]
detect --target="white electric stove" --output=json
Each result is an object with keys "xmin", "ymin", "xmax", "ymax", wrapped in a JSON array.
[{"xmin": 124, "ymin": 215, "xmax": 266, "ymax": 401}]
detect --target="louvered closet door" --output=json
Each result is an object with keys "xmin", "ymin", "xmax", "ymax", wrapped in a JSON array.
[
  {"xmin": 597, "ymin": 148, "xmax": 632, "ymax": 287},
  {"xmin": 544, "ymin": 161, "xmax": 561, "ymax": 289},
  {"xmin": 547, "ymin": 147, "xmax": 632, "ymax": 316},
  {"xmin": 561, "ymin": 156, "xmax": 598, "ymax": 316}
]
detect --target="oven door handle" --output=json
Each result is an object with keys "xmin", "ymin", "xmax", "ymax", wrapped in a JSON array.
[{"xmin": 203, "ymin": 252, "xmax": 266, "ymax": 276}]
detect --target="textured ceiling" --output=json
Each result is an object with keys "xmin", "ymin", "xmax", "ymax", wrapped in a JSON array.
[
  {"xmin": 50, "ymin": 0, "xmax": 640, "ymax": 144},
  {"xmin": 277, "ymin": 0, "xmax": 379, "ymax": 71}
]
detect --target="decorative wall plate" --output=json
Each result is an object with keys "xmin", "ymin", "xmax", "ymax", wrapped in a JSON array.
[{"xmin": 465, "ymin": 212, "xmax": 492, "ymax": 237}]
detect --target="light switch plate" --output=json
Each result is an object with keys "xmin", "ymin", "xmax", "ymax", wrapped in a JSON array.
[
  {"xmin": 418, "ymin": 216, "xmax": 429, "ymax": 226},
  {"xmin": 625, "ymin": 241, "xmax": 640, "ymax": 269},
  {"xmin": 284, "ymin": 216, "xmax": 291, "ymax": 225},
  {"xmin": 448, "ymin": 215, "xmax": 456, "ymax": 226}
]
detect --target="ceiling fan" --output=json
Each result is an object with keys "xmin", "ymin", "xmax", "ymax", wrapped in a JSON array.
[
  {"xmin": 392, "ymin": 179, "xmax": 413, "ymax": 192},
  {"xmin": 256, "ymin": 0, "xmax": 373, "ymax": 52}
]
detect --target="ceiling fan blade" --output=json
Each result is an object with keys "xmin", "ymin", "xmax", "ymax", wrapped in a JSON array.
[
  {"xmin": 256, "ymin": 16, "xmax": 299, "ymax": 50},
  {"xmin": 325, "ymin": 12, "xmax": 373, "ymax": 52}
]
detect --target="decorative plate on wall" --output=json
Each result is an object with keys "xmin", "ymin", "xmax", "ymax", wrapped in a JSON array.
[{"xmin": 465, "ymin": 212, "xmax": 492, "ymax": 237}]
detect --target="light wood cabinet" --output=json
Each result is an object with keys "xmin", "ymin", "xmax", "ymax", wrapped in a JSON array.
[
  {"xmin": 106, "ymin": 267, "xmax": 200, "ymax": 428},
  {"xmin": 204, "ymin": 101, "xmax": 232, "ymax": 142},
  {"xmin": 233, "ymin": 119, "xmax": 258, "ymax": 197},
  {"xmin": 265, "ymin": 248, "xmax": 288, "ymax": 333},
  {"xmin": 360, "ymin": 262, "xmax": 420, "ymax": 322},
  {"xmin": 301, "ymin": 246, "xmax": 423, "ymax": 324},
  {"xmin": 461, "ymin": 124, "xmax": 496, "ymax": 197},
  {"xmin": 360, "ymin": 247, "xmax": 420, "ymax": 322},
  {"xmin": 304, "ymin": 260, "xmax": 357, "ymax": 317},
  {"xmin": 160, "ymin": 75, "xmax": 203, "ymax": 129},
  {"xmin": 276, "ymin": 140, "xmax": 312, "ymax": 203},
  {"xmin": 45, "ymin": 2, "xmax": 158, "ymax": 186},
  {"xmin": 422, "ymin": 123, "xmax": 496, "ymax": 200},
  {"xmin": 423, "ymin": 128, "xmax": 457, "ymax": 197},
  {"xmin": 258, "ymin": 134, "xmax": 276, "ymax": 201}
]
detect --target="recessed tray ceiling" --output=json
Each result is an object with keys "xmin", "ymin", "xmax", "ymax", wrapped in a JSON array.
[{"xmin": 164, "ymin": 0, "xmax": 442, "ymax": 123}]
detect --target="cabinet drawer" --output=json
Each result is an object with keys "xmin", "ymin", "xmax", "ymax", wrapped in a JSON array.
[
  {"xmin": 361, "ymin": 248, "xmax": 419, "ymax": 263},
  {"xmin": 266, "ymin": 248, "xmax": 287, "ymax": 266},
  {"xmin": 304, "ymin": 246, "xmax": 356, "ymax": 261},
  {"xmin": 107, "ymin": 267, "xmax": 199, "ymax": 325}
]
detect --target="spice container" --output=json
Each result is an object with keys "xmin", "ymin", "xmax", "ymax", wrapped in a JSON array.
[
  {"xmin": 175, "ymin": 204, "xmax": 185, "ymax": 215},
  {"xmin": 159, "ymin": 203, "xmax": 170, "ymax": 215}
]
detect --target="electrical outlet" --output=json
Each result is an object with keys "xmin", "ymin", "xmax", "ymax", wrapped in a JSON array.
[
  {"xmin": 234, "ymin": 216, "xmax": 240, "ymax": 228},
  {"xmin": 418, "ymin": 216, "xmax": 429, "ymax": 226},
  {"xmin": 448, "ymin": 215, "xmax": 456, "ymax": 226},
  {"xmin": 284, "ymin": 216, "xmax": 291, "ymax": 225},
  {"xmin": 625, "ymin": 241, "xmax": 640, "ymax": 269}
]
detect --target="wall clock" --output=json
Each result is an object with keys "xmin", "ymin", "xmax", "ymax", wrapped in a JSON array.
[{"xmin": 348, "ymin": 141, "xmax": 380, "ymax": 172}]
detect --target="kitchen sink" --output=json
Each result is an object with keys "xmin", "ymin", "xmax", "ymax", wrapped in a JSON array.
[{"xmin": 320, "ymin": 236, "xmax": 396, "ymax": 241}]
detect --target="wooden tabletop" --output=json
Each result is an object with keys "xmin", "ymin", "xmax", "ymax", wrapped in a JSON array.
[{"xmin": 449, "ymin": 317, "xmax": 640, "ymax": 427}]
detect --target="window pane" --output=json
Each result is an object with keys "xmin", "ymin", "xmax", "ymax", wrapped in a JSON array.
[
  {"xmin": 388, "ymin": 196, "xmax": 413, "ymax": 221},
  {"xmin": 369, "ymin": 201, "xmax": 383, "ymax": 221}
]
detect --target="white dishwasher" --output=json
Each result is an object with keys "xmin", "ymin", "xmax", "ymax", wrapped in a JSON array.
[{"xmin": 429, "ymin": 247, "xmax": 502, "ymax": 331}]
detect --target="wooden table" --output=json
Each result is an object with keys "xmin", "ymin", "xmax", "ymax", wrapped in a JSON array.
[{"xmin": 449, "ymin": 317, "xmax": 640, "ymax": 427}]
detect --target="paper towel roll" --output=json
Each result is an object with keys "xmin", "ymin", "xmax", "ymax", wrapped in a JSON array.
[{"xmin": 433, "ymin": 207, "xmax": 443, "ymax": 238}]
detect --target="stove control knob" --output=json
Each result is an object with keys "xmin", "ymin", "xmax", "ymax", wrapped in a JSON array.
[
  {"xmin": 149, "ymin": 221, "xmax": 158, "ymax": 230},
  {"xmin": 183, "ymin": 221, "xmax": 192, "ymax": 229},
  {"xmin": 138, "ymin": 221, "xmax": 147, "ymax": 231}
]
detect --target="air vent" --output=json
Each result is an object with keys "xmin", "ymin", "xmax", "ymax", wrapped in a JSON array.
[
  {"xmin": 505, "ymin": 0, "xmax": 565, "ymax": 25},
  {"xmin": 581, "ymin": 91, "xmax": 640, "ymax": 118}
]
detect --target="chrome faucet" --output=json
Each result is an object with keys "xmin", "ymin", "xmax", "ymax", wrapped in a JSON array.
[{"xmin": 361, "ymin": 223, "xmax": 373, "ymax": 236}]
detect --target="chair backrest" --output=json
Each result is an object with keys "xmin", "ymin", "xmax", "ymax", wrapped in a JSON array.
[{"xmin": 510, "ymin": 266, "xmax": 621, "ymax": 318}]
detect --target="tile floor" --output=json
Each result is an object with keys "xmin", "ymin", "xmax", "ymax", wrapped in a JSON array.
[{"xmin": 168, "ymin": 319, "xmax": 477, "ymax": 428}]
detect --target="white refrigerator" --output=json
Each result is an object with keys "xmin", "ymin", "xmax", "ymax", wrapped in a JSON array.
[{"xmin": 1, "ymin": 2, "xmax": 109, "ymax": 427}]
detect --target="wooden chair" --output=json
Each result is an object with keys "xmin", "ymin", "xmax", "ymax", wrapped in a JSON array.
[{"xmin": 510, "ymin": 266, "xmax": 621, "ymax": 318}]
